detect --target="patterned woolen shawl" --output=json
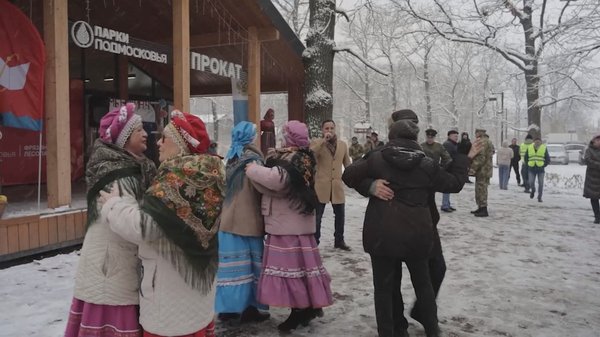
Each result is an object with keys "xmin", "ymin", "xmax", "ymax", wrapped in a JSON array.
[
  {"xmin": 265, "ymin": 147, "xmax": 318, "ymax": 215},
  {"xmin": 86, "ymin": 139, "xmax": 156, "ymax": 228},
  {"xmin": 141, "ymin": 154, "xmax": 225, "ymax": 294}
]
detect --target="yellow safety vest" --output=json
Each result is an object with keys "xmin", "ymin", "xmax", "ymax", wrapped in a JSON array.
[
  {"xmin": 527, "ymin": 144, "xmax": 547, "ymax": 167},
  {"xmin": 519, "ymin": 142, "xmax": 531, "ymax": 158}
]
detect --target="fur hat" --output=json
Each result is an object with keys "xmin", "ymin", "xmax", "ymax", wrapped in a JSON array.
[
  {"xmin": 99, "ymin": 103, "xmax": 142, "ymax": 148},
  {"xmin": 389, "ymin": 120, "xmax": 420, "ymax": 141},
  {"xmin": 475, "ymin": 128, "xmax": 486, "ymax": 134},
  {"xmin": 391, "ymin": 109, "xmax": 419, "ymax": 124},
  {"xmin": 163, "ymin": 110, "xmax": 210, "ymax": 155}
]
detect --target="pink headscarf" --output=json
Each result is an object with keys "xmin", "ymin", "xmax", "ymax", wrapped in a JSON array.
[{"xmin": 282, "ymin": 120, "xmax": 309, "ymax": 148}]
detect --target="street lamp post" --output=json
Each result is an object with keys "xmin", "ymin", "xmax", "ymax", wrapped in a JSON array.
[{"xmin": 489, "ymin": 91, "xmax": 505, "ymax": 144}]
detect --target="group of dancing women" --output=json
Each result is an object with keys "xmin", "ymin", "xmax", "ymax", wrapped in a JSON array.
[{"xmin": 64, "ymin": 103, "xmax": 333, "ymax": 337}]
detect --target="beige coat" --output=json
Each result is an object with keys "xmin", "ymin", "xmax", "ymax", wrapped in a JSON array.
[
  {"xmin": 219, "ymin": 145, "xmax": 265, "ymax": 237},
  {"xmin": 311, "ymin": 138, "xmax": 351, "ymax": 204}
]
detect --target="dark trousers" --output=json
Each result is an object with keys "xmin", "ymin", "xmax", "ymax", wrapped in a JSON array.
[
  {"xmin": 510, "ymin": 161, "xmax": 521, "ymax": 184},
  {"xmin": 370, "ymin": 255, "xmax": 438, "ymax": 337},
  {"xmin": 521, "ymin": 163, "xmax": 529, "ymax": 190},
  {"xmin": 413, "ymin": 229, "xmax": 446, "ymax": 318},
  {"xmin": 592, "ymin": 199, "xmax": 599, "ymax": 218},
  {"xmin": 315, "ymin": 203, "xmax": 345, "ymax": 244}
]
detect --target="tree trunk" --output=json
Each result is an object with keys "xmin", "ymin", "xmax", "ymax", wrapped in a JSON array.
[
  {"xmin": 365, "ymin": 69, "xmax": 371, "ymax": 123},
  {"xmin": 304, "ymin": 0, "xmax": 336, "ymax": 137},
  {"xmin": 423, "ymin": 49, "xmax": 432, "ymax": 128},
  {"xmin": 522, "ymin": 5, "xmax": 542, "ymax": 139},
  {"xmin": 386, "ymin": 54, "xmax": 398, "ymax": 111}
]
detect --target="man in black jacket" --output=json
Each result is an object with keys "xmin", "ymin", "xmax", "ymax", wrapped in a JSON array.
[
  {"xmin": 342, "ymin": 110, "xmax": 481, "ymax": 337},
  {"xmin": 441, "ymin": 130, "xmax": 459, "ymax": 212},
  {"xmin": 457, "ymin": 132, "xmax": 473, "ymax": 183},
  {"xmin": 509, "ymin": 137, "xmax": 521, "ymax": 185}
]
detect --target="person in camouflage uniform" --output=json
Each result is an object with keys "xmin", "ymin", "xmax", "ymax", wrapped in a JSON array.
[
  {"xmin": 349, "ymin": 136, "xmax": 365, "ymax": 162},
  {"xmin": 421, "ymin": 129, "xmax": 452, "ymax": 168},
  {"xmin": 469, "ymin": 128, "xmax": 493, "ymax": 217}
]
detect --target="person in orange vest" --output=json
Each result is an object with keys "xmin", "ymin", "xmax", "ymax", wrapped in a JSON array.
[{"xmin": 524, "ymin": 137, "xmax": 550, "ymax": 202}]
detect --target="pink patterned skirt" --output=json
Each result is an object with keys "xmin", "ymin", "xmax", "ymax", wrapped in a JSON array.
[
  {"xmin": 64, "ymin": 298, "xmax": 141, "ymax": 337},
  {"xmin": 257, "ymin": 234, "xmax": 333, "ymax": 308}
]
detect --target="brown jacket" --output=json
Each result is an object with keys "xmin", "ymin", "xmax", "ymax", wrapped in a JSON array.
[
  {"xmin": 311, "ymin": 138, "xmax": 351, "ymax": 204},
  {"xmin": 219, "ymin": 144, "xmax": 265, "ymax": 237}
]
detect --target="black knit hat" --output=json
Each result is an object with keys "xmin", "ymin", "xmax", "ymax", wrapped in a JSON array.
[{"xmin": 525, "ymin": 134, "xmax": 533, "ymax": 140}]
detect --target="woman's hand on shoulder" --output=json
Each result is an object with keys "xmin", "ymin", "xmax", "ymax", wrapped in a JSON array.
[{"xmin": 98, "ymin": 182, "xmax": 120, "ymax": 205}]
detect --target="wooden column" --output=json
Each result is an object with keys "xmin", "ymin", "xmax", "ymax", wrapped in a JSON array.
[
  {"xmin": 288, "ymin": 80, "xmax": 305, "ymax": 122},
  {"xmin": 247, "ymin": 27, "xmax": 261, "ymax": 144},
  {"xmin": 117, "ymin": 55, "xmax": 129, "ymax": 99},
  {"xmin": 173, "ymin": 0, "xmax": 190, "ymax": 112},
  {"xmin": 44, "ymin": 0, "xmax": 71, "ymax": 208}
]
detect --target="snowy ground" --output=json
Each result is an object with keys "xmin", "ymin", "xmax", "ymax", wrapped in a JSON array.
[{"xmin": 1, "ymin": 164, "xmax": 599, "ymax": 337}]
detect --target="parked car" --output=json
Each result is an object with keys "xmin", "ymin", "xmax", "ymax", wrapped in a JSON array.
[
  {"xmin": 579, "ymin": 144, "xmax": 588, "ymax": 165},
  {"xmin": 546, "ymin": 144, "xmax": 569, "ymax": 165},
  {"xmin": 564, "ymin": 143, "xmax": 586, "ymax": 163}
]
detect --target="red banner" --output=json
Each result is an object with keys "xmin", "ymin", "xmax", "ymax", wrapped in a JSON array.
[
  {"xmin": 0, "ymin": 1, "xmax": 45, "ymax": 131},
  {"xmin": 0, "ymin": 80, "xmax": 84, "ymax": 186}
]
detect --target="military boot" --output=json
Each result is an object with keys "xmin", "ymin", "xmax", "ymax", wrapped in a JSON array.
[
  {"xmin": 470, "ymin": 207, "xmax": 482, "ymax": 214},
  {"xmin": 474, "ymin": 207, "xmax": 488, "ymax": 217}
]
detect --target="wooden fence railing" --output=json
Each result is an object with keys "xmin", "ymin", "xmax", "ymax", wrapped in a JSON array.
[{"xmin": 0, "ymin": 209, "xmax": 86, "ymax": 262}]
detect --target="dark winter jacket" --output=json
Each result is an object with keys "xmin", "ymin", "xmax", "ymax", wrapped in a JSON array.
[
  {"xmin": 342, "ymin": 138, "xmax": 469, "ymax": 261},
  {"xmin": 457, "ymin": 133, "xmax": 472, "ymax": 155},
  {"xmin": 443, "ymin": 139, "xmax": 459, "ymax": 159},
  {"xmin": 509, "ymin": 144, "xmax": 521, "ymax": 164},
  {"xmin": 583, "ymin": 145, "xmax": 600, "ymax": 199}
]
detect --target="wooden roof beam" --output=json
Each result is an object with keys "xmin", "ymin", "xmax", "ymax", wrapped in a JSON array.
[{"xmin": 188, "ymin": 28, "xmax": 279, "ymax": 48}]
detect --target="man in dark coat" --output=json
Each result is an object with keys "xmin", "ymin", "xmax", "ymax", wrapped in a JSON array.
[
  {"xmin": 457, "ymin": 132, "xmax": 473, "ymax": 183},
  {"xmin": 441, "ymin": 130, "xmax": 459, "ymax": 212},
  {"xmin": 342, "ymin": 109, "xmax": 480, "ymax": 337},
  {"xmin": 509, "ymin": 138, "xmax": 521, "ymax": 185}
]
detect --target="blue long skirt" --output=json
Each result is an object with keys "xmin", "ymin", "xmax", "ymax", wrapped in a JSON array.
[{"xmin": 215, "ymin": 231, "xmax": 267, "ymax": 313}]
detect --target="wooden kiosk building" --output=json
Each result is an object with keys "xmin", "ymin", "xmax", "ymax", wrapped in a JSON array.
[{"xmin": 0, "ymin": 0, "xmax": 305, "ymax": 261}]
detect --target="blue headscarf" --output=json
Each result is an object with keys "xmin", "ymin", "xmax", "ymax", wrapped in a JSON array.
[{"xmin": 225, "ymin": 121, "xmax": 256, "ymax": 160}]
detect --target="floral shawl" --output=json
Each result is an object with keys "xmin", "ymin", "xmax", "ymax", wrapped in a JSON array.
[{"xmin": 140, "ymin": 154, "xmax": 225, "ymax": 294}]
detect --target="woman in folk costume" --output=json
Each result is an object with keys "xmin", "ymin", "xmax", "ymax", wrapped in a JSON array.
[
  {"xmin": 245, "ymin": 120, "xmax": 334, "ymax": 332},
  {"xmin": 260, "ymin": 108, "xmax": 276, "ymax": 155},
  {"xmin": 215, "ymin": 121, "xmax": 270, "ymax": 322},
  {"xmin": 99, "ymin": 111, "xmax": 225, "ymax": 337},
  {"xmin": 65, "ymin": 103, "xmax": 157, "ymax": 337}
]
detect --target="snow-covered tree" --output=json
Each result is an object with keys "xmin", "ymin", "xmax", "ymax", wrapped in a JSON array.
[{"xmin": 393, "ymin": 0, "xmax": 600, "ymax": 137}]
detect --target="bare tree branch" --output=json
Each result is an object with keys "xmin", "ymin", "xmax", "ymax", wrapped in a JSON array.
[
  {"xmin": 335, "ymin": 8, "xmax": 350, "ymax": 22},
  {"xmin": 333, "ymin": 47, "xmax": 389, "ymax": 76}
]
